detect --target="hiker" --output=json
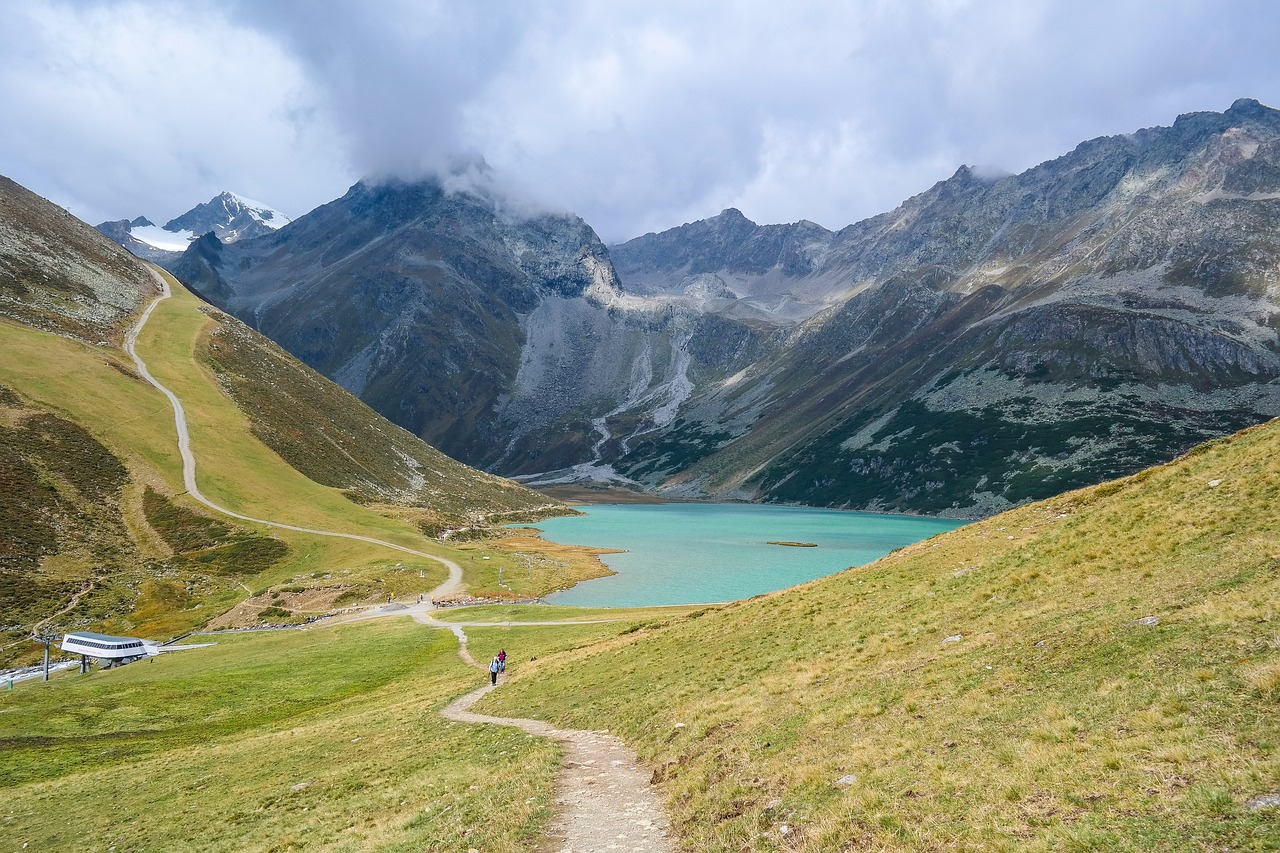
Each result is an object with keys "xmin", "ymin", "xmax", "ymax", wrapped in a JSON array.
[
  {"xmin": 489, "ymin": 656, "xmax": 501, "ymax": 685},
  {"xmin": 498, "ymin": 648, "xmax": 506, "ymax": 673}
]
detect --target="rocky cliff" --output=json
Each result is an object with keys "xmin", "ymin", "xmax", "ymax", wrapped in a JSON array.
[{"xmin": 172, "ymin": 175, "xmax": 769, "ymax": 480}]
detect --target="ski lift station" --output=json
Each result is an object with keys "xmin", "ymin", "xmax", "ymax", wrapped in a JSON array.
[{"xmin": 61, "ymin": 632, "xmax": 157, "ymax": 669}]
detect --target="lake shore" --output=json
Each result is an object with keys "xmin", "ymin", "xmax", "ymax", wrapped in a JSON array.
[{"xmin": 531, "ymin": 483, "xmax": 683, "ymax": 505}]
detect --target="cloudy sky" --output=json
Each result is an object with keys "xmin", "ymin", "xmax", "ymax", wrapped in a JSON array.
[{"xmin": 2, "ymin": 0, "xmax": 1279, "ymax": 243}]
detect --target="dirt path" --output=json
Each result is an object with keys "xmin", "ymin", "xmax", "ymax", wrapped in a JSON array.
[
  {"xmin": 32, "ymin": 580, "xmax": 96, "ymax": 636},
  {"xmin": 439, "ymin": 631, "xmax": 673, "ymax": 853},
  {"xmin": 352, "ymin": 606, "xmax": 673, "ymax": 849},
  {"xmin": 128, "ymin": 267, "xmax": 464, "ymax": 599},
  {"xmin": 286, "ymin": 586, "xmax": 675, "ymax": 849}
]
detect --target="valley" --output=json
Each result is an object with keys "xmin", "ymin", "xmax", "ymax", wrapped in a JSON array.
[
  {"xmin": 4, "ymin": 97, "xmax": 1280, "ymax": 852},
  {"xmin": 0, "ymin": 175, "xmax": 581, "ymax": 666},
  {"xmin": 6, "ymin": 414, "xmax": 1280, "ymax": 850}
]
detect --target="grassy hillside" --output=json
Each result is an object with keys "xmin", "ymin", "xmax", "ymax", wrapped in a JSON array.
[
  {"xmin": 0, "ymin": 289, "xmax": 445, "ymax": 662},
  {"xmin": 0, "ymin": 176, "xmax": 580, "ymax": 664},
  {"xmin": 5, "ymin": 418, "xmax": 1278, "ymax": 850},
  {"xmin": 487, "ymin": 420, "xmax": 1280, "ymax": 850},
  {"xmin": 0, "ymin": 277, "xmax": 589, "ymax": 664}
]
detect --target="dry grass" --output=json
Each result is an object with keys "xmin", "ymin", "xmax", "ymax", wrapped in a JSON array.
[{"xmin": 490, "ymin": 421, "xmax": 1280, "ymax": 850}]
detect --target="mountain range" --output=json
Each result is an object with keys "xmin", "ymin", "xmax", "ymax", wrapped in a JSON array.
[
  {"xmin": 7, "ymin": 158, "xmax": 1280, "ymax": 851},
  {"xmin": 158, "ymin": 99, "xmax": 1280, "ymax": 517},
  {"xmin": 95, "ymin": 191, "xmax": 291, "ymax": 262}
]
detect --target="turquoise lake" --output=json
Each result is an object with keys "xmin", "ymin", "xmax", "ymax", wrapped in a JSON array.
[{"xmin": 529, "ymin": 503, "xmax": 965, "ymax": 607}]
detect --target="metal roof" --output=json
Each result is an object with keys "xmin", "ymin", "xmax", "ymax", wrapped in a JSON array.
[{"xmin": 65, "ymin": 631, "xmax": 143, "ymax": 644}]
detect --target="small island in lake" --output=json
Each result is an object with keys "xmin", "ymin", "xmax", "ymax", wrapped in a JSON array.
[{"xmin": 768, "ymin": 541, "xmax": 818, "ymax": 547}]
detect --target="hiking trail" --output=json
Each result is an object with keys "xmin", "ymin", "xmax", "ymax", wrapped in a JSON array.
[
  {"xmin": 133, "ymin": 268, "xmax": 674, "ymax": 851},
  {"xmin": 430, "ymin": 608, "xmax": 674, "ymax": 852}
]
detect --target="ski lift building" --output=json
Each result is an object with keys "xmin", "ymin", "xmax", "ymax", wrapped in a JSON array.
[{"xmin": 61, "ymin": 632, "xmax": 155, "ymax": 668}]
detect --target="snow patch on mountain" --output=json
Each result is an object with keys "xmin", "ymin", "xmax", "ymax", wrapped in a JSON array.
[
  {"xmin": 98, "ymin": 191, "xmax": 292, "ymax": 257},
  {"xmin": 130, "ymin": 223, "xmax": 196, "ymax": 252},
  {"xmin": 164, "ymin": 191, "xmax": 291, "ymax": 242}
]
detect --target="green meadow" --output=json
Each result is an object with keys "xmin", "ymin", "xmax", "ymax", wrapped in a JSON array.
[
  {"xmin": 5, "ymin": 418, "xmax": 1280, "ymax": 850},
  {"xmin": 0, "ymin": 616, "xmax": 643, "ymax": 852}
]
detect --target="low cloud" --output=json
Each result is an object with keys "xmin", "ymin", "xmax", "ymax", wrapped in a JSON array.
[
  {"xmin": 3, "ymin": 0, "xmax": 1280, "ymax": 242},
  {"xmin": 0, "ymin": 0, "xmax": 350, "ymax": 224}
]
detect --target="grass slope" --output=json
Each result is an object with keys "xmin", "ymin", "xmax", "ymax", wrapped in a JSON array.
[
  {"xmin": 1, "ymin": 620, "xmax": 548, "ymax": 851},
  {"xmin": 0, "ymin": 290, "xmax": 446, "ymax": 661},
  {"xmin": 0, "ymin": 615, "xmax": 656, "ymax": 851},
  {"xmin": 5, "ymin": 420, "xmax": 1278, "ymax": 850},
  {"xmin": 489, "ymin": 420, "xmax": 1280, "ymax": 851},
  {"xmin": 0, "ymin": 268, "xmax": 578, "ymax": 664}
]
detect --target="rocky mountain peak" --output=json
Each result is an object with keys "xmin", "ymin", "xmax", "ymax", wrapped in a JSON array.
[
  {"xmin": 1226, "ymin": 97, "xmax": 1273, "ymax": 120},
  {"xmin": 337, "ymin": 175, "xmax": 619, "ymax": 303},
  {"xmin": 163, "ymin": 191, "xmax": 291, "ymax": 242},
  {"xmin": 713, "ymin": 207, "xmax": 753, "ymax": 225},
  {"xmin": 96, "ymin": 191, "xmax": 292, "ymax": 263}
]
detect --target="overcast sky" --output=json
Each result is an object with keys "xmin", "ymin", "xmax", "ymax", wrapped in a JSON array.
[{"xmin": 3, "ymin": 0, "xmax": 1279, "ymax": 243}]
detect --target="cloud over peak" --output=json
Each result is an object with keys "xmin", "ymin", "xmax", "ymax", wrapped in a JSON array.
[{"xmin": 3, "ymin": 0, "xmax": 1280, "ymax": 242}]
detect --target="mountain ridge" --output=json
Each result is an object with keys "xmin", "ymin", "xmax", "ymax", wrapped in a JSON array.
[
  {"xmin": 168, "ymin": 99, "xmax": 1280, "ymax": 517},
  {"xmin": 604, "ymin": 97, "xmax": 1280, "ymax": 514}
]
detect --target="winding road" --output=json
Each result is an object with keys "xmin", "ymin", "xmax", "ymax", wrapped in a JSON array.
[
  {"xmin": 127, "ymin": 268, "xmax": 464, "ymax": 597},
  {"xmin": 131, "ymin": 267, "xmax": 674, "ymax": 852}
]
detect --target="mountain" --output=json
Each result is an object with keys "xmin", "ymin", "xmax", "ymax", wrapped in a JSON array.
[
  {"xmin": 0, "ymin": 174, "xmax": 562, "ymax": 665},
  {"xmin": 96, "ymin": 191, "xmax": 291, "ymax": 261},
  {"xmin": 611, "ymin": 98, "xmax": 1280, "ymax": 515},
  {"xmin": 167, "ymin": 175, "xmax": 713, "ymax": 477},
  {"xmin": 164, "ymin": 190, "xmax": 291, "ymax": 241},
  {"xmin": 609, "ymin": 206, "xmax": 845, "ymax": 323},
  {"xmin": 1, "ymin": 175, "xmax": 156, "ymax": 347},
  {"xmin": 172, "ymin": 99, "xmax": 1280, "ymax": 517}
]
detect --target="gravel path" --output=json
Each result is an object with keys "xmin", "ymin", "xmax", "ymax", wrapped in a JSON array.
[
  {"xmin": 417, "ymin": 610, "xmax": 672, "ymax": 850},
  {"xmin": 347, "ymin": 608, "xmax": 675, "ymax": 849},
  {"xmin": 128, "ymin": 267, "xmax": 465, "ymax": 597},
  {"xmin": 442, "ymin": 682, "xmax": 673, "ymax": 852}
]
